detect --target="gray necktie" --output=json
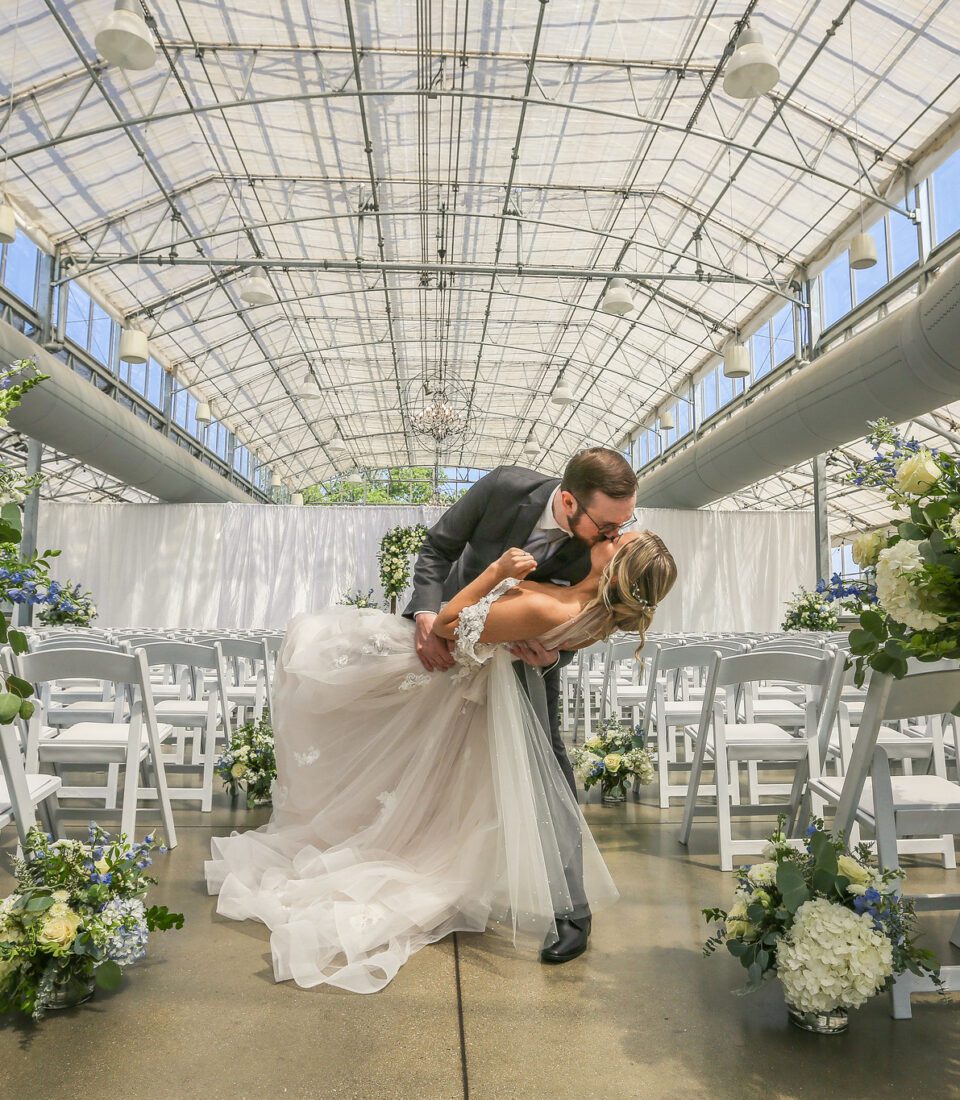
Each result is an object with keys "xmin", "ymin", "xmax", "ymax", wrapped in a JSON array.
[{"xmin": 524, "ymin": 528, "xmax": 568, "ymax": 564}]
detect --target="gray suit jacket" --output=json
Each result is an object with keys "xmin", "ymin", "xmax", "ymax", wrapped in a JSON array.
[{"xmin": 403, "ymin": 465, "xmax": 593, "ymax": 619}]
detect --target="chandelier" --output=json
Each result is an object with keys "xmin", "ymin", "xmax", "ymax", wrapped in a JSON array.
[{"xmin": 406, "ymin": 378, "xmax": 472, "ymax": 449}]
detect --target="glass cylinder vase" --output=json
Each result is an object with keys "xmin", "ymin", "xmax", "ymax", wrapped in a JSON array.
[
  {"xmin": 786, "ymin": 1002, "xmax": 849, "ymax": 1035},
  {"xmin": 47, "ymin": 969, "xmax": 96, "ymax": 1011}
]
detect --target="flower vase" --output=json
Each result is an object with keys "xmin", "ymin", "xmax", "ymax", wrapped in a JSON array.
[
  {"xmin": 600, "ymin": 780, "xmax": 627, "ymax": 803},
  {"xmin": 786, "ymin": 1002, "xmax": 849, "ymax": 1035},
  {"xmin": 47, "ymin": 969, "xmax": 96, "ymax": 1011}
]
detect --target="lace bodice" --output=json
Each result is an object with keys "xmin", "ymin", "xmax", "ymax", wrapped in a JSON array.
[{"xmin": 453, "ymin": 577, "xmax": 520, "ymax": 670}]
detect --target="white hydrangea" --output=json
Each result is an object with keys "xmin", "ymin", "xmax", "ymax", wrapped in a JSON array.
[
  {"xmin": 572, "ymin": 751, "xmax": 601, "ymax": 783},
  {"xmin": 875, "ymin": 540, "xmax": 945, "ymax": 632},
  {"xmin": 950, "ymin": 512, "xmax": 960, "ymax": 540},
  {"xmin": 777, "ymin": 898, "xmax": 894, "ymax": 1013}
]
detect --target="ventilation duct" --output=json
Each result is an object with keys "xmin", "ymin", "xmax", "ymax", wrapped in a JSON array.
[
  {"xmin": 636, "ymin": 258, "xmax": 960, "ymax": 509},
  {"xmin": 0, "ymin": 318, "xmax": 251, "ymax": 504}
]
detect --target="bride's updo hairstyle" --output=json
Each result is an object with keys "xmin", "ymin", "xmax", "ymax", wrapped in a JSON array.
[{"xmin": 539, "ymin": 530, "xmax": 677, "ymax": 654}]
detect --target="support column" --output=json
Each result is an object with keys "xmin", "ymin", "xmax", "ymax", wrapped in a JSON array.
[
  {"xmin": 16, "ymin": 438, "xmax": 43, "ymax": 628},
  {"xmin": 812, "ymin": 454, "xmax": 830, "ymax": 585}
]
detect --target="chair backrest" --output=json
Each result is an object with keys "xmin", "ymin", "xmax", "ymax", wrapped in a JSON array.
[
  {"xmin": 15, "ymin": 647, "xmax": 145, "ymax": 687},
  {"xmin": 217, "ymin": 638, "xmax": 268, "ymax": 662},
  {"xmin": 32, "ymin": 636, "xmax": 122, "ymax": 654},
  {"xmin": 134, "ymin": 640, "xmax": 223, "ymax": 672},
  {"xmin": 834, "ymin": 667, "xmax": 960, "ymax": 839}
]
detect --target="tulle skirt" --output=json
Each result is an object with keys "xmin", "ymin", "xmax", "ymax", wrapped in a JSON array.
[{"xmin": 205, "ymin": 607, "xmax": 618, "ymax": 993}]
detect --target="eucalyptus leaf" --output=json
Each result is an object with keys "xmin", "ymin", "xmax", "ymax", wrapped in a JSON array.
[
  {"xmin": 0, "ymin": 692, "xmax": 22, "ymax": 724},
  {"xmin": 94, "ymin": 960, "xmax": 123, "ymax": 992},
  {"xmin": 776, "ymin": 861, "xmax": 809, "ymax": 914},
  {"xmin": 859, "ymin": 610, "xmax": 885, "ymax": 638}
]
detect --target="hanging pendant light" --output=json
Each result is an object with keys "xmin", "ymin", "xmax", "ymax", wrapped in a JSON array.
[
  {"xmin": 119, "ymin": 324, "xmax": 148, "ymax": 364},
  {"xmin": 238, "ymin": 265, "xmax": 274, "ymax": 305},
  {"xmin": 346, "ymin": 470, "xmax": 364, "ymax": 487},
  {"xmin": 551, "ymin": 381, "xmax": 575, "ymax": 406},
  {"xmin": 600, "ymin": 277, "xmax": 634, "ymax": 316},
  {"xmin": 723, "ymin": 341, "xmax": 751, "ymax": 379},
  {"xmin": 658, "ymin": 407, "xmax": 675, "ymax": 432},
  {"xmin": 327, "ymin": 438, "xmax": 347, "ymax": 457},
  {"xmin": 270, "ymin": 471, "xmax": 282, "ymax": 489},
  {"xmin": 723, "ymin": 28, "xmax": 779, "ymax": 100},
  {"xmin": 522, "ymin": 438, "xmax": 539, "ymax": 459},
  {"xmin": 849, "ymin": 231, "xmax": 878, "ymax": 270},
  {"xmin": 291, "ymin": 491, "xmax": 305, "ymax": 507},
  {"xmin": 95, "ymin": 0, "xmax": 157, "ymax": 71},
  {"xmin": 196, "ymin": 400, "xmax": 211, "ymax": 425},
  {"xmin": 0, "ymin": 199, "xmax": 16, "ymax": 245}
]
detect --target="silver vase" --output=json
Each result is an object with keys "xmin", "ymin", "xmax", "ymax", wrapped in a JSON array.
[{"xmin": 47, "ymin": 970, "xmax": 96, "ymax": 1011}]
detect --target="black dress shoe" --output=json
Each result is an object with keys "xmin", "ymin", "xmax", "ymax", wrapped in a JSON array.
[{"xmin": 540, "ymin": 916, "xmax": 592, "ymax": 964}]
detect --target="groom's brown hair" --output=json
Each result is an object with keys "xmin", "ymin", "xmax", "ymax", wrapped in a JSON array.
[{"xmin": 561, "ymin": 447, "xmax": 637, "ymax": 502}]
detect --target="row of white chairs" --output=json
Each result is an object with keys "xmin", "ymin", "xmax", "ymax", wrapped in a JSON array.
[{"xmin": 0, "ymin": 626, "xmax": 283, "ymax": 849}]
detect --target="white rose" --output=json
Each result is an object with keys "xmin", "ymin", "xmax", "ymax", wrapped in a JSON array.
[
  {"xmin": 851, "ymin": 530, "xmax": 886, "ymax": 569},
  {"xmin": 837, "ymin": 854, "xmax": 871, "ymax": 886},
  {"xmin": 895, "ymin": 450, "xmax": 940, "ymax": 495}
]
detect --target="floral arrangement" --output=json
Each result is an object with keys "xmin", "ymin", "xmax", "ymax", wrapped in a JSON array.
[
  {"xmin": 338, "ymin": 588, "xmax": 380, "ymax": 609},
  {"xmin": 378, "ymin": 523, "xmax": 428, "ymax": 613},
  {"xmin": 815, "ymin": 572, "xmax": 878, "ymax": 612},
  {"xmin": 0, "ymin": 360, "xmax": 46, "ymax": 432},
  {"xmin": 0, "ymin": 824, "xmax": 183, "ymax": 1020},
  {"xmin": 37, "ymin": 579, "xmax": 98, "ymax": 626},
  {"xmin": 702, "ymin": 819, "xmax": 941, "ymax": 1021},
  {"xmin": 571, "ymin": 717, "xmax": 654, "ymax": 801},
  {"xmin": 216, "ymin": 714, "xmax": 276, "ymax": 808},
  {"xmin": 780, "ymin": 588, "xmax": 840, "ymax": 632},
  {"xmin": 832, "ymin": 420, "xmax": 960, "ymax": 696}
]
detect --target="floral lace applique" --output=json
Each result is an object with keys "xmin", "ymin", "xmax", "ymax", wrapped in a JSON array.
[
  {"xmin": 332, "ymin": 653, "xmax": 350, "ymax": 668},
  {"xmin": 376, "ymin": 790, "xmax": 397, "ymax": 814},
  {"xmin": 271, "ymin": 781, "xmax": 288, "ymax": 807},
  {"xmin": 399, "ymin": 672, "xmax": 431, "ymax": 691},
  {"xmin": 294, "ymin": 747, "xmax": 320, "ymax": 767},
  {"xmin": 453, "ymin": 576, "xmax": 520, "ymax": 669},
  {"xmin": 361, "ymin": 633, "xmax": 390, "ymax": 656}
]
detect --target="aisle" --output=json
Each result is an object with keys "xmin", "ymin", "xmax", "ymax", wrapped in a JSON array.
[{"xmin": 1, "ymin": 793, "xmax": 957, "ymax": 1100}]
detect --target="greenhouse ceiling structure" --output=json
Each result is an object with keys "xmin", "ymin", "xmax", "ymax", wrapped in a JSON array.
[{"xmin": 0, "ymin": 1, "xmax": 958, "ymax": 521}]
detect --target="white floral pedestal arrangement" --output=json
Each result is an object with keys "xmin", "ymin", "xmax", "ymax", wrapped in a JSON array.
[{"xmin": 702, "ymin": 820, "xmax": 942, "ymax": 1033}]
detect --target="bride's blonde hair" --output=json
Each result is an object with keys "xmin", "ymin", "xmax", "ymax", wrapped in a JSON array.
[{"xmin": 539, "ymin": 530, "xmax": 677, "ymax": 654}]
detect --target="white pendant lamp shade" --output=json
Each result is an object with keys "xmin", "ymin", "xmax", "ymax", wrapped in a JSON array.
[
  {"xmin": 195, "ymin": 400, "xmax": 211, "ymax": 425},
  {"xmin": 238, "ymin": 266, "xmax": 274, "ymax": 305},
  {"xmin": 849, "ymin": 231, "xmax": 878, "ymax": 270},
  {"xmin": 118, "ymin": 325, "xmax": 148, "ymax": 364},
  {"xmin": 95, "ymin": 0, "xmax": 157, "ymax": 71},
  {"xmin": 327, "ymin": 438, "xmax": 347, "ymax": 456},
  {"xmin": 270, "ymin": 471, "xmax": 282, "ymax": 489},
  {"xmin": 658, "ymin": 407, "xmax": 675, "ymax": 431},
  {"xmin": 551, "ymin": 381, "xmax": 575, "ymax": 406},
  {"xmin": 0, "ymin": 201, "xmax": 16, "ymax": 245},
  {"xmin": 523, "ymin": 439, "xmax": 539, "ymax": 458},
  {"xmin": 723, "ymin": 342, "xmax": 751, "ymax": 379},
  {"xmin": 346, "ymin": 470, "xmax": 364, "ymax": 487},
  {"xmin": 600, "ymin": 277, "xmax": 634, "ymax": 316},
  {"xmin": 722, "ymin": 28, "xmax": 779, "ymax": 100},
  {"xmin": 291, "ymin": 491, "xmax": 305, "ymax": 507}
]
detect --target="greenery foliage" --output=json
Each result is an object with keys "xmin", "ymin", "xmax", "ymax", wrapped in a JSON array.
[
  {"xmin": 378, "ymin": 524, "xmax": 428, "ymax": 610},
  {"xmin": 780, "ymin": 588, "xmax": 840, "ymax": 632},
  {"xmin": 303, "ymin": 466, "xmax": 467, "ymax": 505},
  {"xmin": 216, "ymin": 715, "xmax": 276, "ymax": 808}
]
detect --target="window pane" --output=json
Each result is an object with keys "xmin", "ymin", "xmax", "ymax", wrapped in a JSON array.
[
  {"xmin": 821, "ymin": 253, "xmax": 852, "ymax": 328},
  {"xmin": 66, "ymin": 285, "xmax": 91, "ymax": 349},
  {"xmin": 772, "ymin": 304, "xmax": 794, "ymax": 365},
  {"xmin": 701, "ymin": 369, "xmax": 718, "ymax": 417},
  {"xmin": 173, "ymin": 387, "xmax": 187, "ymax": 428},
  {"xmin": 127, "ymin": 359, "xmax": 146, "ymax": 395},
  {"xmin": 751, "ymin": 325, "xmax": 772, "ymax": 380},
  {"xmin": 932, "ymin": 149, "xmax": 960, "ymax": 244},
  {"xmin": 853, "ymin": 221, "xmax": 888, "ymax": 304},
  {"xmin": 146, "ymin": 359, "xmax": 163, "ymax": 408},
  {"xmin": 676, "ymin": 395, "xmax": 691, "ymax": 438},
  {"xmin": 2, "ymin": 233, "xmax": 39, "ymax": 306},
  {"xmin": 718, "ymin": 367, "xmax": 736, "ymax": 407},
  {"xmin": 889, "ymin": 203, "xmax": 919, "ymax": 277},
  {"xmin": 90, "ymin": 305, "xmax": 113, "ymax": 365},
  {"xmin": 185, "ymin": 393, "xmax": 198, "ymax": 438}
]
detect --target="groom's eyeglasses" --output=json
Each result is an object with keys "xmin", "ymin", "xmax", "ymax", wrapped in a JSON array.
[{"xmin": 569, "ymin": 494, "xmax": 638, "ymax": 542}]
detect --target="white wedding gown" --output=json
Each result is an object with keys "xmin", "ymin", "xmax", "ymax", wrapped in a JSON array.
[{"xmin": 205, "ymin": 579, "xmax": 619, "ymax": 993}]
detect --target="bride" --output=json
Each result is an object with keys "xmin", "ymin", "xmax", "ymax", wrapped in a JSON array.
[{"xmin": 205, "ymin": 530, "xmax": 677, "ymax": 993}]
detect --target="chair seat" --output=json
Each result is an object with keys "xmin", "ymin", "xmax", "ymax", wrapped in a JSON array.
[
  {"xmin": 154, "ymin": 700, "xmax": 212, "ymax": 718},
  {"xmin": 811, "ymin": 774, "xmax": 960, "ymax": 818},
  {"xmin": 751, "ymin": 699, "xmax": 806, "ymax": 724},
  {"xmin": 39, "ymin": 722, "xmax": 173, "ymax": 761},
  {"xmin": 0, "ymin": 772, "xmax": 61, "ymax": 813},
  {"xmin": 661, "ymin": 701, "xmax": 702, "ymax": 723},
  {"xmin": 829, "ymin": 727, "xmax": 934, "ymax": 760}
]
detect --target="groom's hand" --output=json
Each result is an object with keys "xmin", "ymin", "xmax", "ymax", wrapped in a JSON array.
[
  {"xmin": 508, "ymin": 639, "xmax": 560, "ymax": 668},
  {"xmin": 415, "ymin": 613, "xmax": 455, "ymax": 672}
]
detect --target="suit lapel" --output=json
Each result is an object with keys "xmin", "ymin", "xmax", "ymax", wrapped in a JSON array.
[{"xmin": 505, "ymin": 478, "xmax": 559, "ymax": 550}]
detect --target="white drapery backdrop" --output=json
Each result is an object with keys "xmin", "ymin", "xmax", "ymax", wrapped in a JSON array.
[{"xmin": 37, "ymin": 502, "xmax": 814, "ymax": 633}]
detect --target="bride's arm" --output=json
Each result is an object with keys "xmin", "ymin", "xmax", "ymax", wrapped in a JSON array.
[{"xmin": 433, "ymin": 548, "xmax": 570, "ymax": 644}]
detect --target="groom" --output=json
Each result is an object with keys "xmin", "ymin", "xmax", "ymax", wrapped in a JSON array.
[{"xmin": 404, "ymin": 447, "xmax": 638, "ymax": 963}]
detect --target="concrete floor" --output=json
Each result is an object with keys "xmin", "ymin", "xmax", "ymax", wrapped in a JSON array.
[{"xmin": 1, "ymin": 784, "xmax": 958, "ymax": 1100}]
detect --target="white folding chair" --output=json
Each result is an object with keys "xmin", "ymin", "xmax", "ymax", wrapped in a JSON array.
[
  {"xmin": 678, "ymin": 648, "xmax": 845, "ymax": 871},
  {"xmin": 14, "ymin": 647, "xmax": 177, "ymax": 846},
  {"xmin": 805, "ymin": 664, "xmax": 960, "ymax": 1018},
  {"xmin": 0, "ymin": 722, "xmax": 61, "ymax": 847}
]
